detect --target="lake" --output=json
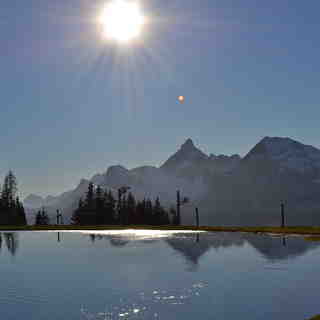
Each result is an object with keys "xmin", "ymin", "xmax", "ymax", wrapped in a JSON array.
[{"xmin": 0, "ymin": 230, "xmax": 319, "ymax": 319}]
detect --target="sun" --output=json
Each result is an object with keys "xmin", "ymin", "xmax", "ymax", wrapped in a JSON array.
[{"xmin": 99, "ymin": 0, "xmax": 146, "ymax": 43}]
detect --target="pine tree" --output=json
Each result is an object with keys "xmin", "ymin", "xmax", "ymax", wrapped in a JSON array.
[
  {"xmin": 78, "ymin": 198, "xmax": 84, "ymax": 209},
  {"xmin": 16, "ymin": 197, "xmax": 27, "ymax": 224},
  {"xmin": 3, "ymin": 171, "xmax": 17, "ymax": 208},
  {"xmin": 85, "ymin": 182, "xmax": 95, "ymax": 210},
  {"xmin": 0, "ymin": 171, "xmax": 26, "ymax": 225},
  {"xmin": 170, "ymin": 206, "xmax": 178, "ymax": 225},
  {"xmin": 35, "ymin": 209, "xmax": 50, "ymax": 225},
  {"xmin": 35, "ymin": 211, "xmax": 42, "ymax": 225},
  {"xmin": 96, "ymin": 186, "xmax": 104, "ymax": 224},
  {"xmin": 121, "ymin": 194, "xmax": 128, "ymax": 225},
  {"xmin": 105, "ymin": 191, "xmax": 116, "ymax": 224},
  {"xmin": 116, "ymin": 188, "xmax": 122, "ymax": 224},
  {"xmin": 135, "ymin": 200, "xmax": 144, "ymax": 225},
  {"xmin": 145, "ymin": 198, "xmax": 153, "ymax": 225},
  {"xmin": 126, "ymin": 192, "xmax": 136, "ymax": 224},
  {"xmin": 1, "ymin": 173, "xmax": 11, "ymax": 208},
  {"xmin": 41, "ymin": 208, "xmax": 50, "ymax": 225},
  {"xmin": 71, "ymin": 208, "xmax": 81, "ymax": 225}
]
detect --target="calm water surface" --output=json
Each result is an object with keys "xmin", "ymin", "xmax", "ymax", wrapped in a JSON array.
[{"xmin": 0, "ymin": 230, "xmax": 319, "ymax": 319}]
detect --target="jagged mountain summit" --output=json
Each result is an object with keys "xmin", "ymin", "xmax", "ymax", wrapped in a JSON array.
[
  {"xmin": 23, "ymin": 136, "xmax": 320, "ymax": 226},
  {"xmin": 161, "ymin": 138, "xmax": 209, "ymax": 173}
]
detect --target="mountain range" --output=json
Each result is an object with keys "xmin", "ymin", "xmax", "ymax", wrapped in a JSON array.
[{"xmin": 24, "ymin": 136, "xmax": 320, "ymax": 226}]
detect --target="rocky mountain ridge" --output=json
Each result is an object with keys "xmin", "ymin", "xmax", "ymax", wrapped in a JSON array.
[{"xmin": 24, "ymin": 136, "xmax": 320, "ymax": 226}]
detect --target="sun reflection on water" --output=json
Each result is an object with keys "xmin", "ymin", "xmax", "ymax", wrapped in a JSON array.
[
  {"xmin": 80, "ymin": 281, "xmax": 207, "ymax": 319},
  {"xmin": 45, "ymin": 229, "xmax": 205, "ymax": 240}
]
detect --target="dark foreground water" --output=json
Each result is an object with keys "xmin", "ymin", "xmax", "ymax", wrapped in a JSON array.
[{"xmin": 0, "ymin": 230, "xmax": 319, "ymax": 320}]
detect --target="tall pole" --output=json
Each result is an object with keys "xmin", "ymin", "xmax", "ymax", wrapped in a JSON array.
[
  {"xmin": 176, "ymin": 190, "xmax": 181, "ymax": 226},
  {"xmin": 195, "ymin": 207, "xmax": 199, "ymax": 228},
  {"xmin": 56, "ymin": 209, "xmax": 60, "ymax": 225},
  {"xmin": 118, "ymin": 189, "xmax": 122, "ymax": 224},
  {"xmin": 281, "ymin": 202, "xmax": 285, "ymax": 228}
]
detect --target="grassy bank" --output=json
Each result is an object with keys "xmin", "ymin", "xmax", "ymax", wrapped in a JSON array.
[
  {"xmin": 1, "ymin": 224, "xmax": 320, "ymax": 235},
  {"xmin": 307, "ymin": 316, "xmax": 320, "ymax": 320}
]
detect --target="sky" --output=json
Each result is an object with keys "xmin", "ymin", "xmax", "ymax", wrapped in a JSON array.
[{"xmin": 1, "ymin": 0, "xmax": 320, "ymax": 197}]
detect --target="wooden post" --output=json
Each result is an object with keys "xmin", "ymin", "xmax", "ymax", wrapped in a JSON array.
[
  {"xmin": 56, "ymin": 210, "xmax": 60, "ymax": 225},
  {"xmin": 281, "ymin": 202, "xmax": 285, "ymax": 228},
  {"xmin": 176, "ymin": 190, "xmax": 181, "ymax": 226},
  {"xmin": 118, "ymin": 189, "xmax": 121, "ymax": 224},
  {"xmin": 195, "ymin": 207, "xmax": 199, "ymax": 228}
]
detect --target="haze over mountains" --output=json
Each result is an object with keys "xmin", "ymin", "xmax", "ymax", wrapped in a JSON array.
[{"xmin": 24, "ymin": 137, "xmax": 320, "ymax": 226}]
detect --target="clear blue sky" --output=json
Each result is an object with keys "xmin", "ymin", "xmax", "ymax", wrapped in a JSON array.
[{"xmin": 1, "ymin": 0, "xmax": 320, "ymax": 197}]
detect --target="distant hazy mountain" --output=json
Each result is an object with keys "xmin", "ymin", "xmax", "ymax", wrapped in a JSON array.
[
  {"xmin": 24, "ymin": 194, "xmax": 44, "ymax": 209},
  {"xmin": 24, "ymin": 137, "xmax": 320, "ymax": 226}
]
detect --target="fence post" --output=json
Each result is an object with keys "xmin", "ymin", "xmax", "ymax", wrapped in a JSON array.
[
  {"xmin": 195, "ymin": 207, "xmax": 199, "ymax": 228},
  {"xmin": 281, "ymin": 202, "xmax": 285, "ymax": 228}
]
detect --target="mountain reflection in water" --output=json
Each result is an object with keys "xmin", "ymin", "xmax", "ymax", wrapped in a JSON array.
[
  {"xmin": 74, "ymin": 230, "xmax": 320, "ymax": 267},
  {"xmin": 1, "ymin": 230, "xmax": 319, "ymax": 266}
]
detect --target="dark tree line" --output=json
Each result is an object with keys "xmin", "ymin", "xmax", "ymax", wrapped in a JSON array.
[
  {"xmin": 71, "ymin": 183, "xmax": 173, "ymax": 226},
  {"xmin": 0, "ymin": 171, "xmax": 26, "ymax": 225},
  {"xmin": 35, "ymin": 208, "xmax": 50, "ymax": 225}
]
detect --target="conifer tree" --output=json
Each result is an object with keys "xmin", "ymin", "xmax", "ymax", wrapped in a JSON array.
[
  {"xmin": 105, "ymin": 191, "xmax": 116, "ymax": 224},
  {"xmin": 170, "ymin": 206, "xmax": 178, "ymax": 225},
  {"xmin": 70, "ymin": 198, "xmax": 83, "ymax": 224},
  {"xmin": 85, "ymin": 182, "xmax": 95, "ymax": 210},
  {"xmin": 126, "ymin": 192, "xmax": 136, "ymax": 224},
  {"xmin": 96, "ymin": 186, "xmax": 104, "ymax": 224},
  {"xmin": 35, "ymin": 209, "xmax": 50, "ymax": 225},
  {"xmin": 0, "ymin": 171, "xmax": 26, "ymax": 225},
  {"xmin": 71, "ymin": 209, "xmax": 80, "ymax": 225},
  {"xmin": 78, "ymin": 198, "xmax": 84, "ymax": 209},
  {"xmin": 35, "ymin": 211, "xmax": 42, "ymax": 225},
  {"xmin": 135, "ymin": 200, "xmax": 144, "ymax": 225},
  {"xmin": 41, "ymin": 208, "xmax": 50, "ymax": 225},
  {"xmin": 145, "ymin": 198, "xmax": 153, "ymax": 225}
]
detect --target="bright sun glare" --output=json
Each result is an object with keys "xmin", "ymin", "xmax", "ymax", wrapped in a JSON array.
[{"xmin": 99, "ymin": 0, "xmax": 146, "ymax": 42}]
